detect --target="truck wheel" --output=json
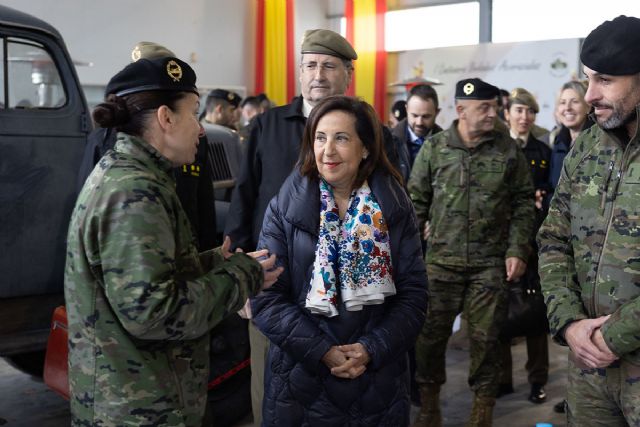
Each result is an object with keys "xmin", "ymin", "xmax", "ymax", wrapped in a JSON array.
[{"xmin": 5, "ymin": 351, "xmax": 45, "ymax": 378}]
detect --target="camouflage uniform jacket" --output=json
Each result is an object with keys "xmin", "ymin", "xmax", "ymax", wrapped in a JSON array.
[
  {"xmin": 64, "ymin": 133, "xmax": 263, "ymax": 427},
  {"xmin": 538, "ymin": 120, "xmax": 640, "ymax": 364},
  {"xmin": 408, "ymin": 120, "xmax": 534, "ymax": 267}
]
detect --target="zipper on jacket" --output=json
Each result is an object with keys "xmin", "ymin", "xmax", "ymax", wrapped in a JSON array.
[
  {"xmin": 600, "ymin": 156, "xmax": 616, "ymax": 213},
  {"xmin": 592, "ymin": 147, "xmax": 628, "ymax": 317},
  {"xmin": 464, "ymin": 154, "xmax": 470, "ymax": 265}
]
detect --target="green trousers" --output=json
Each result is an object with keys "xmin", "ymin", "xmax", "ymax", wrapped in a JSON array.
[
  {"xmin": 415, "ymin": 264, "xmax": 508, "ymax": 397},
  {"xmin": 567, "ymin": 356, "xmax": 640, "ymax": 426}
]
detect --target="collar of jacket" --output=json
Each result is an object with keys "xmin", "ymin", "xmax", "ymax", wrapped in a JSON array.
[
  {"xmin": 114, "ymin": 132, "xmax": 174, "ymax": 174},
  {"xmin": 282, "ymin": 96, "xmax": 306, "ymax": 121},
  {"xmin": 524, "ymin": 132, "xmax": 546, "ymax": 149},
  {"xmin": 284, "ymin": 169, "xmax": 407, "ymax": 237},
  {"xmin": 594, "ymin": 104, "xmax": 640, "ymax": 147},
  {"xmin": 446, "ymin": 119, "xmax": 497, "ymax": 150},
  {"xmin": 391, "ymin": 118, "xmax": 441, "ymax": 142}
]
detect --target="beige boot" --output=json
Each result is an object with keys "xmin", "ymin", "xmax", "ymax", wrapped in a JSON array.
[
  {"xmin": 466, "ymin": 395, "xmax": 495, "ymax": 427},
  {"xmin": 411, "ymin": 384, "xmax": 442, "ymax": 427}
]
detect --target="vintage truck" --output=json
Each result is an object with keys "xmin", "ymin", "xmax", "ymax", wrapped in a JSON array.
[
  {"xmin": 0, "ymin": 5, "xmax": 90, "ymax": 374},
  {"xmin": 0, "ymin": 8, "xmax": 249, "ymax": 424}
]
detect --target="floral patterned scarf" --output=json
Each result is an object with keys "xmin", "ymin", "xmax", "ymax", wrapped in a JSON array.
[{"xmin": 306, "ymin": 179, "xmax": 395, "ymax": 317}]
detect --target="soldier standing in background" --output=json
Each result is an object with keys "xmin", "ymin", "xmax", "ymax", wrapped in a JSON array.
[
  {"xmin": 201, "ymin": 89, "xmax": 241, "ymax": 130},
  {"xmin": 538, "ymin": 15, "xmax": 640, "ymax": 426},
  {"xmin": 408, "ymin": 78, "xmax": 534, "ymax": 427},
  {"xmin": 498, "ymin": 87, "xmax": 551, "ymax": 404}
]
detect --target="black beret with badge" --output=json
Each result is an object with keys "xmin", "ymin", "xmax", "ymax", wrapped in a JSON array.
[
  {"xmin": 391, "ymin": 100, "xmax": 407, "ymax": 121},
  {"xmin": 207, "ymin": 89, "xmax": 241, "ymax": 108},
  {"xmin": 106, "ymin": 56, "xmax": 198, "ymax": 97},
  {"xmin": 454, "ymin": 78, "xmax": 499, "ymax": 100},
  {"xmin": 301, "ymin": 29, "xmax": 358, "ymax": 61},
  {"xmin": 580, "ymin": 15, "xmax": 640, "ymax": 76}
]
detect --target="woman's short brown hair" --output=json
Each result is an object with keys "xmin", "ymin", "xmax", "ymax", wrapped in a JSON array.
[{"xmin": 299, "ymin": 95, "xmax": 402, "ymax": 189}]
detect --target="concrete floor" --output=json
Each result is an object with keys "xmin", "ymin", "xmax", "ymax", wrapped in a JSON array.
[{"xmin": 0, "ymin": 338, "xmax": 568, "ymax": 427}]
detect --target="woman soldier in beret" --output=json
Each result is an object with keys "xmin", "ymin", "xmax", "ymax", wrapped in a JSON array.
[{"xmin": 64, "ymin": 56, "xmax": 281, "ymax": 427}]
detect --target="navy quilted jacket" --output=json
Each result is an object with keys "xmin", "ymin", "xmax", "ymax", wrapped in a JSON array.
[{"xmin": 252, "ymin": 168, "xmax": 427, "ymax": 427}]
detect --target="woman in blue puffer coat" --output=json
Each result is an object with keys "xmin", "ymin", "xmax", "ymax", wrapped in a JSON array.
[{"xmin": 251, "ymin": 95, "xmax": 428, "ymax": 426}]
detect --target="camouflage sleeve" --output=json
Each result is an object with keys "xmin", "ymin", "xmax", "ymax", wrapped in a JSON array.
[
  {"xmin": 505, "ymin": 148, "xmax": 535, "ymax": 261},
  {"xmin": 407, "ymin": 143, "xmax": 433, "ymax": 229},
  {"xmin": 600, "ymin": 299, "xmax": 640, "ymax": 356},
  {"xmin": 537, "ymin": 160, "xmax": 588, "ymax": 345},
  {"xmin": 199, "ymin": 247, "xmax": 226, "ymax": 271},
  {"xmin": 98, "ymin": 190, "xmax": 263, "ymax": 341}
]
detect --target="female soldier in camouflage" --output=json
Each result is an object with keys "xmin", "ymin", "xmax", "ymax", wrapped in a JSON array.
[{"xmin": 64, "ymin": 56, "xmax": 281, "ymax": 427}]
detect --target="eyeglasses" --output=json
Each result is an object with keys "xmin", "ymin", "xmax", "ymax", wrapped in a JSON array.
[{"xmin": 300, "ymin": 61, "xmax": 342, "ymax": 73}]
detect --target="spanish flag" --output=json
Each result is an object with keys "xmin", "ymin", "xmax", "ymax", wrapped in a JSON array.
[
  {"xmin": 255, "ymin": 0, "xmax": 295, "ymax": 106},
  {"xmin": 345, "ymin": 0, "xmax": 387, "ymax": 119}
]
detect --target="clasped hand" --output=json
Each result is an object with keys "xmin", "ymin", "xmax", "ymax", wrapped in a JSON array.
[
  {"xmin": 322, "ymin": 343, "xmax": 370, "ymax": 379},
  {"xmin": 565, "ymin": 315, "xmax": 618, "ymax": 369}
]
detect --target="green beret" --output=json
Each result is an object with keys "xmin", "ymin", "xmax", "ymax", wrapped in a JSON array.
[
  {"xmin": 581, "ymin": 15, "xmax": 640, "ymax": 75},
  {"xmin": 509, "ymin": 87, "xmax": 539, "ymax": 113},
  {"xmin": 106, "ymin": 57, "xmax": 197, "ymax": 97},
  {"xmin": 455, "ymin": 78, "xmax": 499, "ymax": 101},
  {"xmin": 131, "ymin": 41, "xmax": 175, "ymax": 62},
  {"xmin": 301, "ymin": 29, "xmax": 357, "ymax": 61}
]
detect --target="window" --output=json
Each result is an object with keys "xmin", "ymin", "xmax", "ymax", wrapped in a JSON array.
[
  {"xmin": 2, "ymin": 37, "xmax": 66, "ymax": 109},
  {"xmin": 385, "ymin": 3, "xmax": 480, "ymax": 51},
  {"xmin": 493, "ymin": 0, "xmax": 640, "ymax": 43}
]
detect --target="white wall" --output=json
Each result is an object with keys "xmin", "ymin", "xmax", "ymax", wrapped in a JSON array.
[
  {"xmin": 1, "ymin": 0, "xmax": 253, "ymax": 91},
  {"xmin": 1, "ymin": 0, "xmax": 333, "ymax": 100},
  {"xmin": 294, "ymin": 0, "xmax": 330, "ymax": 95}
]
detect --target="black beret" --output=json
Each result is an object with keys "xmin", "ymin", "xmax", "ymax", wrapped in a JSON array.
[
  {"xmin": 301, "ymin": 29, "xmax": 357, "ymax": 61},
  {"xmin": 207, "ymin": 89, "xmax": 241, "ymax": 108},
  {"xmin": 106, "ymin": 57, "xmax": 198, "ymax": 97},
  {"xmin": 455, "ymin": 78, "xmax": 499, "ymax": 100},
  {"xmin": 391, "ymin": 100, "xmax": 407, "ymax": 120},
  {"xmin": 581, "ymin": 15, "xmax": 640, "ymax": 75}
]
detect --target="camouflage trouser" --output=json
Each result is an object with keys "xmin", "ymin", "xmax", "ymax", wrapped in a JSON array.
[
  {"xmin": 567, "ymin": 356, "xmax": 640, "ymax": 427},
  {"xmin": 415, "ymin": 264, "xmax": 508, "ymax": 397}
]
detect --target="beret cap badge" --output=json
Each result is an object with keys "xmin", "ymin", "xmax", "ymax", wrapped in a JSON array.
[
  {"xmin": 166, "ymin": 60, "xmax": 183, "ymax": 82},
  {"xmin": 463, "ymin": 83, "xmax": 475, "ymax": 95},
  {"xmin": 131, "ymin": 46, "xmax": 142, "ymax": 62}
]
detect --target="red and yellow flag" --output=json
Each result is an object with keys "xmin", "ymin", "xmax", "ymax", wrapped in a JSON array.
[
  {"xmin": 255, "ymin": 0, "xmax": 295, "ymax": 106},
  {"xmin": 345, "ymin": 0, "xmax": 387, "ymax": 119}
]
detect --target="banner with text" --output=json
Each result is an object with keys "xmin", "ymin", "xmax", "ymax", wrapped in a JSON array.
[{"xmin": 396, "ymin": 38, "xmax": 581, "ymax": 130}]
